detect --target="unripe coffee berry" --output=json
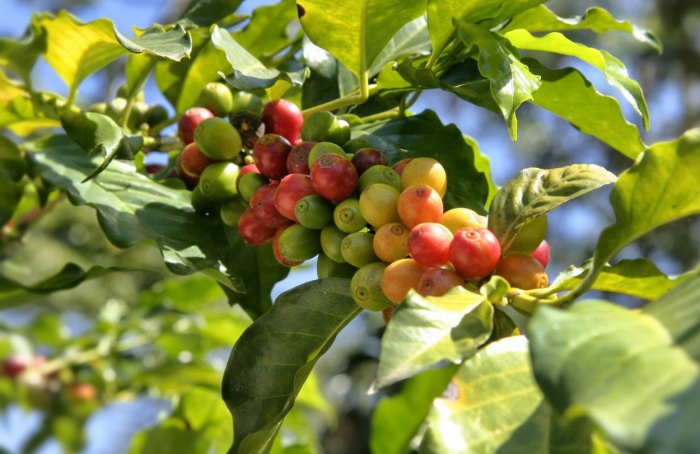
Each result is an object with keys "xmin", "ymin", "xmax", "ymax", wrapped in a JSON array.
[
  {"xmin": 333, "ymin": 198, "xmax": 366, "ymax": 233},
  {"xmin": 351, "ymin": 262, "xmax": 392, "ymax": 311},
  {"xmin": 373, "ymin": 223, "xmax": 410, "ymax": 263},
  {"xmin": 295, "ymin": 194, "xmax": 334, "ymax": 229},
  {"xmin": 397, "ymin": 184, "xmax": 443, "ymax": 229},
  {"xmin": 359, "ymin": 183, "xmax": 401, "ymax": 229},
  {"xmin": 400, "ymin": 157, "xmax": 447, "ymax": 198},
  {"xmin": 381, "ymin": 258, "xmax": 425, "ymax": 304},
  {"xmin": 194, "ymin": 117, "xmax": 242, "ymax": 160},
  {"xmin": 341, "ymin": 232, "xmax": 378, "ymax": 268},
  {"xmin": 494, "ymin": 254, "xmax": 548, "ymax": 290}
]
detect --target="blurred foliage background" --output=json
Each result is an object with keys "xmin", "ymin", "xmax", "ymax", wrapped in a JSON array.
[{"xmin": 0, "ymin": 0, "xmax": 699, "ymax": 453}]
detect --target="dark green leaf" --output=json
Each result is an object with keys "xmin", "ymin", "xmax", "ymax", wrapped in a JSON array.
[
  {"xmin": 376, "ymin": 288, "xmax": 493, "ymax": 389},
  {"xmin": 223, "ymin": 278, "xmax": 361, "ymax": 454},
  {"xmin": 503, "ymin": 5, "xmax": 662, "ymax": 52},
  {"xmin": 355, "ymin": 110, "xmax": 490, "ymax": 214},
  {"xmin": 0, "ymin": 136, "xmax": 25, "ymax": 224},
  {"xmin": 212, "ymin": 26, "xmax": 306, "ymax": 92},
  {"xmin": 488, "ymin": 165, "xmax": 616, "ymax": 251},
  {"xmin": 526, "ymin": 58, "xmax": 645, "ymax": 159},
  {"xmin": 179, "ymin": 0, "xmax": 245, "ymax": 29},
  {"xmin": 0, "ymin": 21, "xmax": 46, "ymax": 83},
  {"xmin": 457, "ymin": 22, "xmax": 541, "ymax": 139},
  {"xmin": 115, "ymin": 25, "xmax": 192, "ymax": 61},
  {"xmin": 233, "ymin": 0, "xmax": 298, "ymax": 60}
]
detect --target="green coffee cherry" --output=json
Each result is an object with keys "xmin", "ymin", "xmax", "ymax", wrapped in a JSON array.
[
  {"xmin": 341, "ymin": 232, "xmax": 378, "ymax": 268},
  {"xmin": 301, "ymin": 111, "xmax": 340, "ymax": 142},
  {"xmin": 191, "ymin": 184, "xmax": 221, "ymax": 215},
  {"xmin": 199, "ymin": 161, "xmax": 239, "ymax": 201},
  {"xmin": 197, "ymin": 82, "xmax": 234, "ymax": 117},
  {"xmin": 342, "ymin": 136, "xmax": 373, "ymax": 154},
  {"xmin": 194, "ymin": 117, "xmax": 242, "ymax": 160},
  {"xmin": 231, "ymin": 90, "xmax": 263, "ymax": 114},
  {"xmin": 238, "ymin": 172, "xmax": 269, "ymax": 202},
  {"xmin": 333, "ymin": 198, "xmax": 366, "ymax": 233},
  {"xmin": 320, "ymin": 225, "xmax": 347, "ymax": 263},
  {"xmin": 351, "ymin": 262, "xmax": 392, "ymax": 311},
  {"xmin": 144, "ymin": 104, "xmax": 169, "ymax": 127},
  {"xmin": 317, "ymin": 252, "xmax": 356, "ymax": 279},
  {"xmin": 295, "ymin": 194, "xmax": 334, "ymax": 229},
  {"xmin": 220, "ymin": 196, "xmax": 248, "ymax": 227},
  {"xmin": 308, "ymin": 142, "xmax": 345, "ymax": 168},
  {"xmin": 336, "ymin": 119, "xmax": 351, "ymax": 145},
  {"xmin": 357, "ymin": 165, "xmax": 401, "ymax": 193},
  {"xmin": 277, "ymin": 224, "xmax": 321, "ymax": 262}
]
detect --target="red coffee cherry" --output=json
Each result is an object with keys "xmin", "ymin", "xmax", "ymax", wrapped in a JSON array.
[
  {"xmin": 250, "ymin": 183, "xmax": 293, "ymax": 228},
  {"xmin": 310, "ymin": 154, "xmax": 358, "ymax": 203},
  {"xmin": 381, "ymin": 258, "xmax": 426, "ymax": 304},
  {"xmin": 286, "ymin": 141, "xmax": 317, "ymax": 174},
  {"xmin": 407, "ymin": 223, "xmax": 453, "ymax": 269},
  {"xmin": 178, "ymin": 107, "xmax": 214, "ymax": 144},
  {"xmin": 238, "ymin": 208, "xmax": 276, "ymax": 246},
  {"xmin": 261, "ymin": 99, "xmax": 304, "ymax": 144},
  {"xmin": 176, "ymin": 142, "xmax": 214, "ymax": 187},
  {"xmin": 494, "ymin": 254, "xmax": 549, "ymax": 290},
  {"xmin": 449, "ymin": 227, "xmax": 501, "ymax": 281},
  {"xmin": 530, "ymin": 239, "xmax": 551, "ymax": 268},
  {"xmin": 351, "ymin": 148, "xmax": 388, "ymax": 176},
  {"xmin": 273, "ymin": 173, "xmax": 316, "ymax": 222},
  {"xmin": 253, "ymin": 134, "xmax": 293, "ymax": 180},
  {"xmin": 417, "ymin": 267, "xmax": 464, "ymax": 297}
]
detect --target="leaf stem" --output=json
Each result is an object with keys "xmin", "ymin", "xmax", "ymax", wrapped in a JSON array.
[
  {"xmin": 301, "ymin": 84, "xmax": 377, "ymax": 116},
  {"xmin": 360, "ymin": 108, "xmax": 400, "ymax": 123}
]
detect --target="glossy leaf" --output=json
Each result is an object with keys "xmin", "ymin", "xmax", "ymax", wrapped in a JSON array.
[
  {"xmin": 0, "ymin": 21, "xmax": 46, "ymax": 82},
  {"xmin": 371, "ymin": 366, "xmax": 458, "ymax": 454},
  {"xmin": 179, "ymin": 0, "xmax": 245, "ymax": 28},
  {"xmin": 212, "ymin": 26, "xmax": 306, "ymax": 92},
  {"xmin": 376, "ymin": 288, "xmax": 493, "ymax": 389},
  {"xmin": 297, "ymin": 0, "xmax": 425, "ymax": 79},
  {"xmin": 36, "ymin": 11, "xmax": 128, "ymax": 99},
  {"xmin": 23, "ymin": 135, "xmax": 238, "ymax": 287},
  {"xmin": 369, "ymin": 16, "xmax": 431, "ymax": 79},
  {"xmin": 355, "ymin": 110, "xmax": 491, "ymax": 214},
  {"xmin": 526, "ymin": 58, "xmax": 645, "ymax": 159},
  {"xmin": 503, "ymin": 5, "xmax": 662, "ymax": 52},
  {"xmin": 529, "ymin": 285, "xmax": 700, "ymax": 452},
  {"xmin": 488, "ymin": 165, "xmax": 616, "ymax": 251},
  {"xmin": 426, "ymin": 0, "xmax": 547, "ymax": 60},
  {"xmin": 420, "ymin": 336, "xmax": 595, "ymax": 454},
  {"xmin": 223, "ymin": 278, "xmax": 361, "ymax": 454},
  {"xmin": 588, "ymin": 129, "xmax": 700, "ymax": 282},
  {"xmin": 504, "ymin": 29, "xmax": 650, "ymax": 130},
  {"xmin": 457, "ymin": 22, "xmax": 541, "ymax": 140},
  {"xmin": 115, "ymin": 25, "xmax": 192, "ymax": 61},
  {"xmin": 234, "ymin": 0, "xmax": 299, "ymax": 60}
]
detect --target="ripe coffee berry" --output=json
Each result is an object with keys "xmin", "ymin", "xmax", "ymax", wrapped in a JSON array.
[
  {"xmin": 286, "ymin": 141, "xmax": 317, "ymax": 174},
  {"xmin": 238, "ymin": 208, "xmax": 276, "ymax": 246},
  {"xmin": 373, "ymin": 223, "xmax": 409, "ymax": 263},
  {"xmin": 176, "ymin": 142, "xmax": 214, "ymax": 187},
  {"xmin": 253, "ymin": 134, "xmax": 293, "ymax": 180},
  {"xmin": 397, "ymin": 184, "xmax": 443, "ymax": 229},
  {"xmin": 273, "ymin": 174, "xmax": 316, "ymax": 222},
  {"xmin": 351, "ymin": 148, "xmax": 388, "ymax": 176},
  {"xmin": 178, "ymin": 107, "xmax": 214, "ymax": 144},
  {"xmin": 310, "ymin": 153, "xmax": 358, "ymax": 203},
  {"xmin": 250, "ymin": 184, "xmax": 293, "ymax": 228},
  {"xmin": 407, "ymin": 223, "xmax": 453, "ymax": 269},
  {"xmin": 417, "ymin": 268, "xmax": 464, "ymax": 297},
  {"xmin": 494, "ymin": 254, "xmax": 548, "ymax": 290},
  {"xmin": 530, "ymin": 239, "xmax": 551, "ymax": 268},
  {"xmin": 351, "ymin": 262, "xmax": 392, "ymax": 311},
  {"xmin": 449, "ymin": 227, "xmax": 501, "ymax": 280},
  {"xmin": 261, "ymin": 99, "xmax": 303, "ymax": 144},
  {"xmin": 381, "ymin": 258, "xmax": 425, "ymax": 304}
]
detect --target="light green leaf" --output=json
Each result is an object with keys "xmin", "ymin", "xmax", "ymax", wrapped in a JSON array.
[
  {"xmin": 488, "ymin": 165, "xmax": 616, "ymax": 252},
  {"xmin": 376, "ymin": 288, "xmax": 493, "ymax": 389},
  {"xmin": 234, "ymin": 0, "xmax": 298, "ymax": 60},
  {"xmin": 0, "ymin": 71, "xmax": 61, "ymax": 135},
  {"xmin": 526, "ymin": 58, "xmax": 645, "ymax": 159},
  {"xmin": 503, "ymin": 5, "xmax": 662, "ymax": 52},
  {"xmin": 36, "ymin": 11, "xmax": 128, "ymax": 100},
  {"xmin": 211, "ymin": 26, "xmax": 306, "ymax": 92},
  {"xmin": 587, "ymin": 129, "xmax": 700, "ymax": 286},
  {"xmin": 297, "ymin": 0, "xmax": 425, "ymax": 79},
  {"xmin": 0, "ymin": 22, "xmax": 46, "ymax": 83},
  {"xmin": 457, "ymin": 22, "xmax": 541, "ymax": 140},
  {"xmin": 530, "ymin": 281, "xmax": 700, "ymax": 452},
  {"xmin": 370, "ymin": 366, "xmax": 458, "ymax": 454},
  {"xmin": 420, "ymin": 336, "xmax": 596, "ymax": 454},
  {"xmin": 223, "ymin": 278, "xmax": 361, "ymax": 454},
  {"xmin": 178, "ymin": 0, "xmax": 245, "ymax": 29},
  {"xmin": 504, "ymin": 29, "xmax": 650, "ymax": 130},
  {"xmin": 115, "ymin": 25, "xmax": 192, "ymax": 61},
  {"xmin": 369, "ymin": 16, "xmax": 431, "ymax": 78}
]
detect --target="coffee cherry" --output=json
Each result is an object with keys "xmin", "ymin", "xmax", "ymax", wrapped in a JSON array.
[
  {"xmin": 342, "ymin": 136, "xmax": 374, "ymax": 154},
  {"xmin": 144, "ymin": 104, "xmax": 169, "ymax": 127},
  {"xmin": 417, "ymin": 268, "xmax": 464, "ymax": 297},
  {"xmin": 238, "ymin": 172, "xmax": 270, "ymax": 203},
  {"xmin": 357, "ymin": 165, "xmax": 401, "ymax": 193},
  {"xmin": 67, "ymin": 382, "xmax": 97, "ymax": 404},
  {"xmin": 231, "ymin": 90, "xmax": 263, "ymax": 114},
  {"xmin": 310, "ymin": 154, "xmax": 358, "ymax": 203},
  {"xmin": 196, "ymin": 82, "xmax": 234, "ymax": 117},
  {"xmin": 194, "ymin": 117, "xmax": 242, "ymax": 160},
  {"xmin": 407, "ymin": 223, "xmax": 453, "ymax": 268},
  {"xmin": 351, "ymin": 148, "xmax": 388, "ymax": 176},
  {"xmin": 397, "ymin": 184, "xmax": 443, "ymax": 229},
  {"xmin": 2, "ymin": 355, "xmax": 31, "ymax": 378},
  {"xmin": 373, "ymin": 223, "xmax": 409, "ymax": 263},
  {"xmin": 341, "ymin": 232, "xmax": 378, "ymax": 268},
  {"xmin": 295, "ymin": 194, "xmax": 333, "ymax": 229},
  {"xmin": 277, "ymin": 224, "xmax": 321, "ymax": 262},
  {"xmin": 391, "ymin": 158, "xmax": 413, "ymax": 177},
  {"xmin": 238, "ymin": 208, "xmax": 277, "ymax": 246},
  {"xmin": 494, "ymin": 254, "xmax": 548, "ymax": 290},
  {"xmin": 199, "ymin": 161, "xmax": 239, "ymax": 201},
  {"xmin": 261, "ymin": 99, "xmax": 303, "ymax": 144},
  {"xmin": 505, "ymin": 214, "xmax": 548, "ymax": 255},
  {"xmin": 236, "ymin": 164, "xmax": 261, "ymax": 191},
  {"xmin": 530, "ymin": 239, "xmax": 551, "ymax": 268},
  {"xmin": 274, "ymin": 174, "xmax": 316, "ymax": 222},
  {"xmin": 191, "ymin": 184, "xmax": 222, "ymax": 215},
  {"xmin": 336, "ymin": 119, "xmax": 351, "ymax": 145},
  {"xmin": 381, "ymin": 258, "xmax": 425, "ymax": 304},
  {"xmin": 317, "ymin": 252, "xmax": 356, "ymax": 279},
  {"xmin": 449, "ymin": 227, "xmax": 501, "ymax": 281},
  {"xmin": 301, "ymin": 111, "xmax": 344, "ymax": 144},
  {"xmin": 400, "ymin": 157, "xmax": 447, "ymax": 198},
  {"xmin": 253, "ymin": 134, "xmax": 293, "ymax": 180},
  {"xmin": 320, "ymin": 225, "xmax": 348, "ymax": 263},
  {"xmin": 286, "ymin": 141, "xmax": 317, "ymax": 174},
  {"xmin": 351, "ymin": 262, "xmax": 392, "ymax": 311},
  {"xmin": 333, "ymin": 198, "xmax": 366, "ymax": 233},
  {"xmin": 308, "ymin": 142, "xmax": 345, "ymax": 168},
  {"xmin": 176, "ymin": 142, "xmax": 214, "ymax": 187},
  {"xmin": 220, "ymin": 196, "xmax": 248, "ymax": 227},
  {"xmin": 359, "ymin": 183, "xmax": 400, "ymax": 229},
  {"xmin": 440, "ymin": 207, "xmax": 487, "ymax": 234},
  {"xmin": 250, "ymin": 184, "xmax": 293, "ymax": 228},
  {"xmin": 178, "ymin": 107, "xmax": 214, "ymax": 144},
  {"xmin": 273, "ymin": 226, "xmax": 303, "ymax": 267}
]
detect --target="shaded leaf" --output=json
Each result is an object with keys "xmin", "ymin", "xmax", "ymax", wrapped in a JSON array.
[
  {"xmin": 376, "ymin": 288, "xmax": 493, "ymax": 389},
  {"xmin": 297, "ymin": 0, "xmax": 425, "ymax": 79},
  {"xmin": 179, "ymin": 0, "xmax": 245, "ymax": 29},
  {"xmin": 115, "ymin": 25, "xmax": 192, "ymax": 61},
  {"xmin": 527, "ymin": 58, "xmax": 645, "ymax": 159},
  {"xmin": 420, "ymin": 336, "xmax": 595, "ymax": 454},
  {"xmin": 369, "ymin": 16, "xmax": 431, "ymax": 79},
  {"xmin": 488, "ymin": 165, "xmax": 616, "ymax": 251},
  {"xmin": 212, "ymin": 26, "xmax": 306, "ymax": 92},
  {"xmin": 504, "ymin": 29, "xmax": 650, "ymax": 129},
  {"xmin": 457, "ymin": 22, "xmax": 541, "ymax": 139},
  {"xmin": 0, "ymin": 21, "xmax": 46, "ymax": 82},
  {"xmin": 223, "ymin": 278, "xmax": 361, "ymax": 454},
  {"xmin": 504, "ymin": 5, "xmax": 662, "ymax": 52}
]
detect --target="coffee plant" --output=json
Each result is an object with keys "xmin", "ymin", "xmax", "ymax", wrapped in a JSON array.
[{"xmin": 1, "ymin": 0, "xmax": 699, "ymax": 453}]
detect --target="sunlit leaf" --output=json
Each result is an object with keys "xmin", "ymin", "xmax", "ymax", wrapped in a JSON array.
[
  {"xmin": 488, "ymin": 165, "xmax": 616, "ymax": 251},
  {"xmin": 503, "ymin": 5, "xmax": 662, "ymax": 52},
  {"xmin": 0, "ymin": 21, "xmax": 46, "ymax": 83},
  {"xmin": 376, "ymin": 288, "xmax": 493, "ymax": 389},
  {"xmin": 504, "ymin": 29, "xmax": 650, "ymax": 130},
  {"xmin": 115, "ymin": 25, "xmax": 192, "ymax": 61},
  {"xmin": 457, "ymin": 22, "xmax": 541, "ymax": 140},
  {"xmin": 526, "ymin": 58, "xmax": 645, "ymax": 159},
  {"xmin": 297, "ymin": 0, "xmax": 425, "ymax": 80},
  {"xmin": 179, "ymin": 0, "xmax": 245, "ymax": 28},
  {"xmin": 234, "ymin": 0, "xmax": 299, "ymax": 60},
  {"xmin": 223, "ymin": 278, "xmax": 361, "ymax": 454},
  {"xmin": 369, "ymin": 16, "xmax": 431, "ymax": 78}
]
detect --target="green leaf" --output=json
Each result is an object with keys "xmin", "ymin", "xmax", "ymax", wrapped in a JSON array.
[
  {"xmin": 488, "ymin": 165, "xmax": 616, "ymax": 251},
  {"xmin": 212, "ymin": 26, "xmax": 306, "ymax": 92},
  {"xmin": 36, "ymin": 11, "xmax": 129, "ymax": 100},
  {"xmin": 504, "ymin": 29, "xmax": 650, "ymax": 130},
  {"xmin": 23, "ymin": 135, "xmax": 239, "ymax": 287},
  {"xmin": 376, "ymin": 288, "xmax": 493, "ymax": 389},
  {"xmin": 420, "ymin": 336, "xmax": 596, "ymax": 454},
  {"xmin": 0, "ymin": 72, "xmax": 61, "ymax": 135},
  {"xmin": 526, "ymin": 58, "xmax": 645, "ymax": 159},
  {"xmin": 549, "ymin": 259, "xmax": 698, "ymax": 301},
  {"xmin": 297, "ymin": 0, "xmax": 425, "ymax": 79},
  {"xmin": 0, "ymin": 22, "xmax": 46, "ymax": 83},
  {"xmin": 115, "ymin": 25, "xmax": 192, "ymax": 61},
  {"xmin": 179, "ymin": 0, "xmax": 245, "ymax": 29},
  {"xmin": 426, "ymin": 0, "xmax": 547, "ymax": 61},
  {"xmin": 529, "ymin": 283, "xmax": 700, "ymax": 452},
  {"xmin": 457, "ymin": 22, "xmax": 542, "ymax": 140},
  {"xmin": 355, "ymin": 110, "xmax": 490, "ymax": 214},
  {"xmin": 233, "ymin": 0, "xmax": 298, "ymax": 60},
  {"xmin": 370, "ymin": 366, "xmax": 458, "ymax": 454},
  {"xmin": 588, "ymin": 129, "xmax": 700, "ymax": 285},
  {"xmin": 369, "ymin": 16, "xmax": 431, "ymax": 78},
  {"xmin": 223, "ymin": 278, "xmax": 361, "ymax": 454},
  {"xmin": 503, "ymin": 5, "xmax": 662, "ymax": 52}
]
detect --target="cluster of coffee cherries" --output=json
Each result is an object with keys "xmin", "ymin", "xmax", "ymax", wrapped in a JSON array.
[{"xmin": 174, "ymin": 87, "xmax": 551, "ymax": 320}]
